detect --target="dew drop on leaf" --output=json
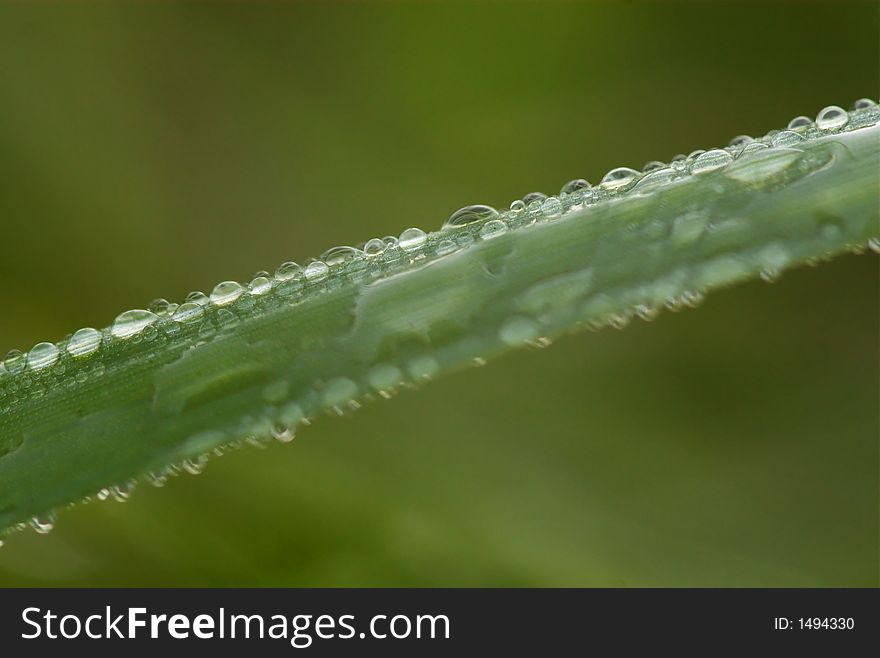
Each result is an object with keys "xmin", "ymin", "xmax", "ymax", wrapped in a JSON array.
[
  {"xmin": 210, "ymin": 281, "xmax": 244, "ymax": 306},
  {"xmin": 443, "ymin": 204, "xmax": 500, "ymax": 230},
  {"xmin": 815, "ymin": 105, "xmax": 848, "ymax": 131},
  {"xmin": 26, "ymin": 342, "xmax": 59, "ymax": 372},
  {"xmin": 398, "ymin": 227, "xmax": 427, "ymax": 252},
  {"xmin": 111, "ymin": 310, "xmax": 159, "ymax": 340}
]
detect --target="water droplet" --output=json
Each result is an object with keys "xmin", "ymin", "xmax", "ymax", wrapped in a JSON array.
[
  {"xmin": 560, "ymin": 179, "xmax": 591, "ymax": 194},
  {"xmin": 853, "ymin": 98, "xmax": 877, "ymax": 110},
  {"xmin": 867, "ymin": 237, "xmax": 880, "ymax": 254},
  {"xmin": 149, "ymin": 299, "xmax": 175, "ymax": 316},
  {"xmin": 26, "ymin": 342, "xmax": 59, "ymax": 372},
  {"xmin": 321, "ymin": 377, "xmax": 359, "ymax": 408},
  {"xmin": 185, "ymin": 291, "xmax": 210, "ymax": 306},
  {"xmin": 770, "ymin": 130, "xmax": 806, "ymax": 147},
  {"xmin": 599, "ymin": 167, "xmax": 639, "ymax": 190},
  {"xmin": 303, "ymin": 260, "xmax": 330, "ymax": 280},
  {"xmin": 29, "ymin": 514, "xmax": 55, "ymax": 534},
  {"xmin": 632, "ymin": 167, "xmax": 678, "ymax": 193},
  {"xmin": 642, "ymin": 161, "xmax": 666, "ymax": 173},
  {"xmin": 436, "ymin": 238, "xmax": 457, "ymax": 255},
  {"xmin": 111, "ymin": 481, "xmax": 135, "ymax": 502},
  {"xmin": 210, "ymin": 281, "xmax": 243, "ymax": 306},
  {"xmin": 407, "ymin": 355, "xmax": 439, "ymax": 380},
  {"xmin": 816, "ymin": 105, "xmax": 848, "ymax": 131},
  {"xmin": 182, "ymin": 455, "xmax": 207, "ymax": 475},
  {"xmin": 681, "ymin": 290, "xmax": 705, "ymax": 308},
  {"xmin": 97, "ymin": 487, "xmax": 111, "ymax": 501},
  {"xmin": 3, "ymin": 349, "xmax": 25, "ymax": 374},
  {"xmin": 737, "ymin": 141, "xmax": 770, "ymax": 158},
  {"xmin": 479, "ymin": 219, "xmax": 508, "ymax": 239},
  {"xmin": 688, "ymin": 149, "xmax": 733, "ymax": 174},
  {"xmin": 280, "ymin": 402, "xmax": 304, "ymax": 427},
  {"xmin": 363, "ymin": 238, "xmax": 387, "ymax": 256},
  {"xmin": 368, "ymin": 363, "xmax": 404, "ymax": 394},
  {"xmin": 664, "ymin": 296, "xmax": 686, "ymax": 312},
  {"xmin": 249, "ymin": 274, "xmax": 272, "ymax": 295},
  {"xmin": 522, "ymin": 192, "xmax": 548, "ymax": 204},
  {"xmin": 111, "ymin": 309, "xmax": 158, "ymax": 339},
  {"xmin": 540, "ymin": 196, "xmax": 563, "ymax": 218},
  {"xmin": 321, "ymin": 245, "xmax": 363, "ymax": 266},
  {"xmin": 146, "ymin": 471, "xmax": 168, "ymax": 488},
  {"xmin": 172, "ymin": 302, "xmax": 204, "ymax": 324},
  {"xmin": 757, "ymin": 243, "xmax": 790, "ymax": 282},
  {"xmin": 635, "ymin": 304, "xmax": 659, "ymax": 321},
  {"xmin": 443, "ymin": 204, "xmax": 500, "ymax": 230},
  {"xmin": 275, "ymin": 261, "xmax": 302, "ymax": 281},
  {"xmin": 728, "ymin": 135, "xmax": 753, "ymax": 147},
  {"xmin": 787, "ymin": 116, "xmax": 813, "ymax": 130},
  {"xmin": 609, "ymin": 312, "xmax": 632, "ymax": 329},
  {"xmin": 398, "ymin": 227, "xmax": 427, "ymax": 252},
  {"xmin": 499, "ymin": 315, "xmax": 539, "ymax": 346},
  {"xmin": 509, "ymin": 199, "xmax": 526, "ymax": 213},
  {"xmin": 268, "ymin": 423, "xmax": 293, "ymax": 443}
]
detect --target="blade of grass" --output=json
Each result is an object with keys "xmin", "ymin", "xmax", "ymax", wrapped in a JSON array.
[{"xmin": 1, "ymin": 102, "xmax": 878, "ymax": 537}]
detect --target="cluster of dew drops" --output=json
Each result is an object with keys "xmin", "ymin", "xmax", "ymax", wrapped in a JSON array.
[{"xmin": 1, "ymin": 100, "xmax": 879, "ymax": 546}]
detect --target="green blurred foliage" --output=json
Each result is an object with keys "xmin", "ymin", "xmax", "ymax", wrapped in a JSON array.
[{"xmin": 0, "ymin": 1, "xmax": 877, "ymax": 586}]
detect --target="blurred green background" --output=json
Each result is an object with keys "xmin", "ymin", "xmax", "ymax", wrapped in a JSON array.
[{"xmin": 0, "ymin": 1, "xmax": 877, "ymax": 587}]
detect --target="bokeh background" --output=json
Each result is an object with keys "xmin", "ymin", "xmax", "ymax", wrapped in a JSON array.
[{"xmin": 0, "ymin": 1, "xmax": 877, "ymax": 587}]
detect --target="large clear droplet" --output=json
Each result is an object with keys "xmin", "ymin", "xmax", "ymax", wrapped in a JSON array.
[
  {"xmin": 172, "ymin": 302, "xmax": 205, "ymax": 324},
  {"xmin": 479, "ymin": 219, "xmax": 508, "ymax": 240},
  {"xmin": 642, "ymin": 161, "xmax": 666, "ymax": 173},
  {"xmin": 398, "ymin": 227, "xmax": 427, "ymax": 252},
  {"xmin": 248, "ymin": 274, "xmax": 272, "ymax": 295},
  {"xmin": 728, "ymin": 135, "xmax": 754, "ymax": 148},
  {"xmin": 599, "ymin": 167, "xmax": 639, "ymax": 190},
  {"xmin": 320, "ymin": 245, "xmax": 363, "ymax": 266},
  {"xmin": 26, "ymin": 342, "xmax": 59, "ymax": 371},
  {"xmin": 111, "ymin": 310, "xmax": 159, "ymax": 339},
  {"xmin": 787, "ymin": 116, "xmax": 813, "ymax": 130},
  {"xmin": 274, "ymin": 261, "xmax": 302, "ymax": 281},
  {"xmin": 362, "ymin": 238, "xmax": 387, "ymax": 256},
  {"xmin": 185, "ymin": 291, "xmax": 210, "ymax": 306},
  {"xmin": 210, "ymin": 281, "xmax": 244, "ymax": 306},
  {"xmin": 770, "ymin": 130, "xmax": 806, "ymax": 147},
  {"xmin": 29, "ymin": 514, "xmax": 55, "ymax": 534},
  {"xmin": 442, "ymin": 204, "xmax": 499, "ymax": 230},
  {"xmin": 521, "ymin": 192, "xmax": 547, "ymax": 204},
  {"xmin": 688, "ymin": 149, "xmax": 733, "ymax": 174},
  {"xmin": 303, "ymin": 260, "xmax": 330, "ymax": 280},
  {"xmin": 815, "ymin": 105, "xmax": 848, "ymax": 131},
  {"xmin": 67, "ymin": 327, "xmax": 102, "ymax": 358},
  {"xmin": 560, "ymin": 179, "xmax": 591, "ymax": 194},
  {"xmin": 3, "ymin": 349, "xmax": 26, "ymax": 373}
]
